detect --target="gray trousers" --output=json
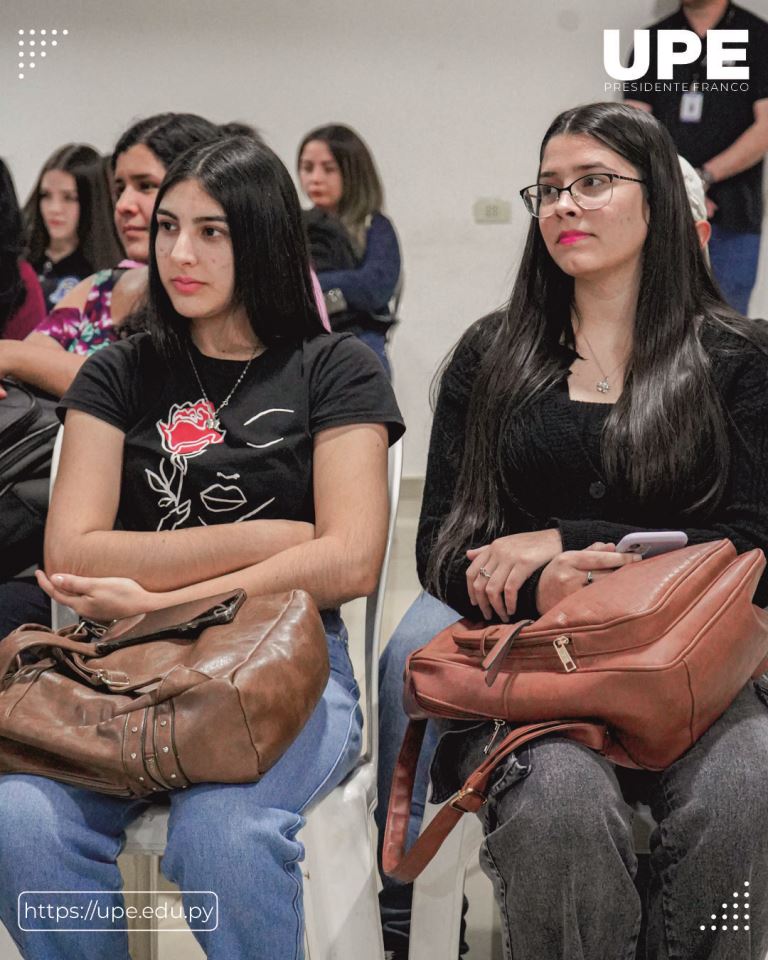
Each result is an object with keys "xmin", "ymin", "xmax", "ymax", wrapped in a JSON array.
[{"xmin": 469, "ymin": 683, "xmax": 768, "ymax": 960}]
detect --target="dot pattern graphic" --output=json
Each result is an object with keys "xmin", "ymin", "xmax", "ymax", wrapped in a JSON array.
[
  {"xmin": 16, "ymin": 27, "xmax": 68, "ymax": 79},
  {"xmin": 700, "ymin": 882, "xmax": 750, "ymax": 935}
]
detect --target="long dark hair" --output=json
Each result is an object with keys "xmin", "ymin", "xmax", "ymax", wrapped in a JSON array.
[
  {"xmin": 23, "ymin": 143, "xmax": 122, "ymax": 272},
  {"xmin": 111, "ymin": 113, "xmax": 221, "ymax": 173},
  {"xmin": 145, "ymin": 136, "xmax": 325, "ymax": 357},
  {"xmin": 427, "ymin": 101, "xmax": 768, "ymax": 596},
  {"xmin": 0, "ymin": 159, "xmax": 26, "ymax": 335},
  {"xmin": 298, "ymin": 124, "xmax": 383, "ymax": 250},
  {"xmin": 111, "ymin": 113, "xmax": 223, "ymax": 338}
]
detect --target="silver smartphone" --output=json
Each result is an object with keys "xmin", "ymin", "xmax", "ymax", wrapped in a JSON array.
[{"xmin": 615, "ymin": 531, "xmax": 688, "ymax": 558}]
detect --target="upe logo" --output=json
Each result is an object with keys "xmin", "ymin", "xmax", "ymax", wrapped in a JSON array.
[{"xmin": 604, "ymin": 29, "xmax": 749, "ymax": 81}]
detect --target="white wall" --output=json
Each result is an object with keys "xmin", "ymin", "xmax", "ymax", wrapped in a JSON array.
[{"xmin": 3, "ymin": 0, "xmax": 767, "ymax": 475}]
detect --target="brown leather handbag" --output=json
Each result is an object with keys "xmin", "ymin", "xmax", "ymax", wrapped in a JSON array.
[
  {"xmin": 383, "ymin": 539, "xmax": 768, "ymax": 881},
  {"xmin": 0, "ymin": 588, "xmax": 329, "ymax": 797}
]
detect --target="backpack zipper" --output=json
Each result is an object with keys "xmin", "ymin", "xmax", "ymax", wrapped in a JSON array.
[{"xmin": 553, "ymin": 636, "xmax": 577, "ymax": 672}]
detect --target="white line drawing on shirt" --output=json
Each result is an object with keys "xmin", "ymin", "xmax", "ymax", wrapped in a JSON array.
[
  {"xmin": 148, "ymin": 401, "xmax": 296, "ymax": 529},
  {"xmin": 246, "ymin": 438, "xmax": 285, "ymax": 450},
  {"xmin": 243, "ymin": 408, "xmax": 295, "ymax": 425},
  {"xmin": 146, "ymin": 456, "xmax": 192, "ymax": 530},
  {"xmin": 236, "ymin": 498, "xmax": 277, "ymax": 522},
  {"xmin": 243, "ymin": 407, "xmax": 294, "ymax": 450},
  {"xmin": 150, "ymin": 398, "xmax": 226, "ymax": 530},
  {"xmin": 198, "ymin": 496, "xmax": 275, "ymax": 526},
  {"xmin": 200, "ymin": 483, "xmax": 248, "ymax": 513}
]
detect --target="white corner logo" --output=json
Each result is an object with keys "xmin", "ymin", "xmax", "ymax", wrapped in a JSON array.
[
  {"xmin": 699, "ymin": 881, "xmax": 751, "ymax": 933},
  {"xmin": 603, "ymin": 28, "xmax": 749, "ymax": 81},
  {"xmin": 17, "ymin": 28, "xmax": 69, "ymax": 81}
]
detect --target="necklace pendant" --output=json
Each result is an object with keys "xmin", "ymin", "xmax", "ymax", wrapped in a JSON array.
[
  {"xmin": 205, "ymin": 416, "xmax": 221, "ymax": 431},
  {"xmin": 596, "ymin": 379, "xmax": 610, "ymax": 394}
]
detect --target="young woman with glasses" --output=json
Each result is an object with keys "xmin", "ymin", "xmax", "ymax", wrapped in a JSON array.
[{"xmin": 382, "ymin": 101, "xmax": 768, "ymax": 960}]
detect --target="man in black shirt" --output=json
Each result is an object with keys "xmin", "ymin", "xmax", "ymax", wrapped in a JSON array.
[{"xmin": 623, "ymin": 0, "xmax": 768, "ymax": 314}]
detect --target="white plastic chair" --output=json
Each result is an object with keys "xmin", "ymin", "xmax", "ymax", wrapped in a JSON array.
[
  {"xmin": 409, "ymin": 799, "xmax": 486, "ymax": 960},
  {"xmin": 301, "ymin": 435, "xmax": 402, "ymax": 958},
  {"xmin": 49, "ymin": 427, "xmax": 403, "ymax": 960}
]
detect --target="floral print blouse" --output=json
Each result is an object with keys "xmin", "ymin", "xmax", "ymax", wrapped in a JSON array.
[{"xmin": 32, "ymin": 260, "xmax": 142, "ymax": 356}]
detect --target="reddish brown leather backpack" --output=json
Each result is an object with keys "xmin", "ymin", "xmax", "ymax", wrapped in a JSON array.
[{"xmin": 383, "ymin": 540, "xmax": 768, "ymax": 881}]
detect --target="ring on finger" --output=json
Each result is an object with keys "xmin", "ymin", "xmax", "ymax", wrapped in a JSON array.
[
  {"xmin": 585, "ymin": 570, "xmax": 594, "ymax": 586},
  {"xmin": 479, "ymin": 566, "xmax": 492, "ymax": 579}
]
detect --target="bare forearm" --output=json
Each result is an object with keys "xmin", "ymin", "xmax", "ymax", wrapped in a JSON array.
[
  {"xmin": 26, "ymin": 333, "xmax": 68, "ymax": 352},
  {"xmin": 3, "ymin": 340, "xmax": 85, "ymax": 397},
  {"xmin": 705, "ymin": 122, "xmax": 768, "ymax": 182},
  {"xmin": 147, "ymin": 533, "xmax": 382, "ymax": 612},
  {"xmin": 45, "ymin": 520, "xmax": 315, "ymax": 591}
]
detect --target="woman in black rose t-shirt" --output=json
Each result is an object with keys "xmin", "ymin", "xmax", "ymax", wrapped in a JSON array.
[{"xmin": 0, "ymin": 136, "xmax": 403, "ymax": 960}]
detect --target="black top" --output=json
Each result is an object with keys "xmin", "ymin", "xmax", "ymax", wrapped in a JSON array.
[
  {"xmin": 304, "ymin": 209, "xmax": 401, "ymax": 332},
  {"xmin": 32, "ymin": 248, "xmax": 93, "ymax": 313},
  {"xmin": 416, "ymin": 314, "xmax": 768, "ymax": 620},
  {"xmin": 59, "ymin": 331, "xmax": 404, "ymax": 531},
  {"xmin": 624, "ymin": 2, "xmax": 768, "ymax": 232}
]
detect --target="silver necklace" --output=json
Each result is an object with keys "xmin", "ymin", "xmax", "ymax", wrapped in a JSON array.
[
  {"xmin": 186, "ymin": 344, "xmax": 258, "ymax": 431},
  {"xmin": 573, "ymin": 309, "xmax": 626, "ymax": 395}
]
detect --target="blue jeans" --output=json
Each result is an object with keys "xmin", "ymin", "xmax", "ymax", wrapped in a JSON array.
[
  {"xmin": 0, "ymin": 578, "xmax": 51, "ymax": 638},
  {"xmin": 375, "ymin": 592, "xmax": 461, "ymax": 951},
  {"xmin": 0, "ymin": 611, "xmax": 362, "ymax": 959},
  {"xmin": 708, "ymin": 224, "xmax": 761, "ymax": 315}
]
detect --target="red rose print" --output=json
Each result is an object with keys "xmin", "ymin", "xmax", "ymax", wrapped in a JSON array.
[{"xmin": 158, "ymin": 400, "xmax": 225, "ymax": 460}]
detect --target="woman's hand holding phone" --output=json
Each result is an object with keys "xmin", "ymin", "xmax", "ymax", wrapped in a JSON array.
[
  {"xmin": 615, "ymin": 531, "xmax": 688, "ymax": 557},
  {"xmin": 536, "ymin": 542, "xmax": 641, "ymax": 615}
]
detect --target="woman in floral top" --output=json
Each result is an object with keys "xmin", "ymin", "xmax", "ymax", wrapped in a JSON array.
[
  {"xmin": 0, "ymin": 113, "xmax": 222, "ymax": 400},
  {"xmin": 34, "ymin": 259, "xmax": 143, "ymax": 355}
]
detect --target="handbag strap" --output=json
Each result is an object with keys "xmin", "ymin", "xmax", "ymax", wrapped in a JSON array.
[
  {"xmin": 382, "ymin": 717, "xmax": 609, "ymax": 883},
  {"xmin": 0, "ymin": 629, "xmax": 103, "ymax": 681}
]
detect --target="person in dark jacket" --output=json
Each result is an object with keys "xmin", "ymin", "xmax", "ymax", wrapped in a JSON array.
[{"xmin": 299, "ymin": 124, "xmax": 401, "ymax": 376}]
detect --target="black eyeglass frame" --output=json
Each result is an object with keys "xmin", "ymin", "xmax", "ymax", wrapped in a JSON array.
[{"xmin": 519, "ymin": 173, "xmax": 646, "ymax": 218}]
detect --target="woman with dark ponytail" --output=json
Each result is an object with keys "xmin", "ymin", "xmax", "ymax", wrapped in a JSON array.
[{"xmin": 382, "ymin": 102, "xmax": 768, "ymax": 959}]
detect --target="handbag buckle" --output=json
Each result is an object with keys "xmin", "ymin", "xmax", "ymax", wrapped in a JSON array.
[
  {"xmin": 94, "ymin": 670, "xmax": 131, "ymax": 689},
  {"xmin": 72, "ymin": 619, "xmax": 111, "ymax": 641},
  {"xmin": 449, "ymin": 786, "xmax": 487, "ymax": 812}
]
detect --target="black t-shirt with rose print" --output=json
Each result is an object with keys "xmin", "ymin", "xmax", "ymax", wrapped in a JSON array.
[{"xmin": 58, "ymin": 331, "xmax": 404, "ymax": 532}]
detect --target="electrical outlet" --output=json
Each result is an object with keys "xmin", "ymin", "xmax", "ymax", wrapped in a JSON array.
[{"xmin": 473, "ymin": 197, "xmax": 511, "ymax": 224}]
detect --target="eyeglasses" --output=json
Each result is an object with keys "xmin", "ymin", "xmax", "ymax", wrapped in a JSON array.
[{"xmin": 519, "ymin": 173, "xmax": 646, "ymax": 219}]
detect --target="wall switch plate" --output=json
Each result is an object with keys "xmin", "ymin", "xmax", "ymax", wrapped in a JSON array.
[{"xmin": 473, "ymin": 197, "xmax": 511, "ymax": 224}]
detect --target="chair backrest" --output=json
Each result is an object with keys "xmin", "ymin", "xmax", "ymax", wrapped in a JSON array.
[
  {"xmin": 48, "ymin": 425, "xmax": 65, "ymax": 502},
  {"xmin": 49, "ymin": 427, "xmax": 77, "ymax": 631},
  {"xmin": 362, "ymin": 436, "xmax": 403, "ymax": 770}
]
